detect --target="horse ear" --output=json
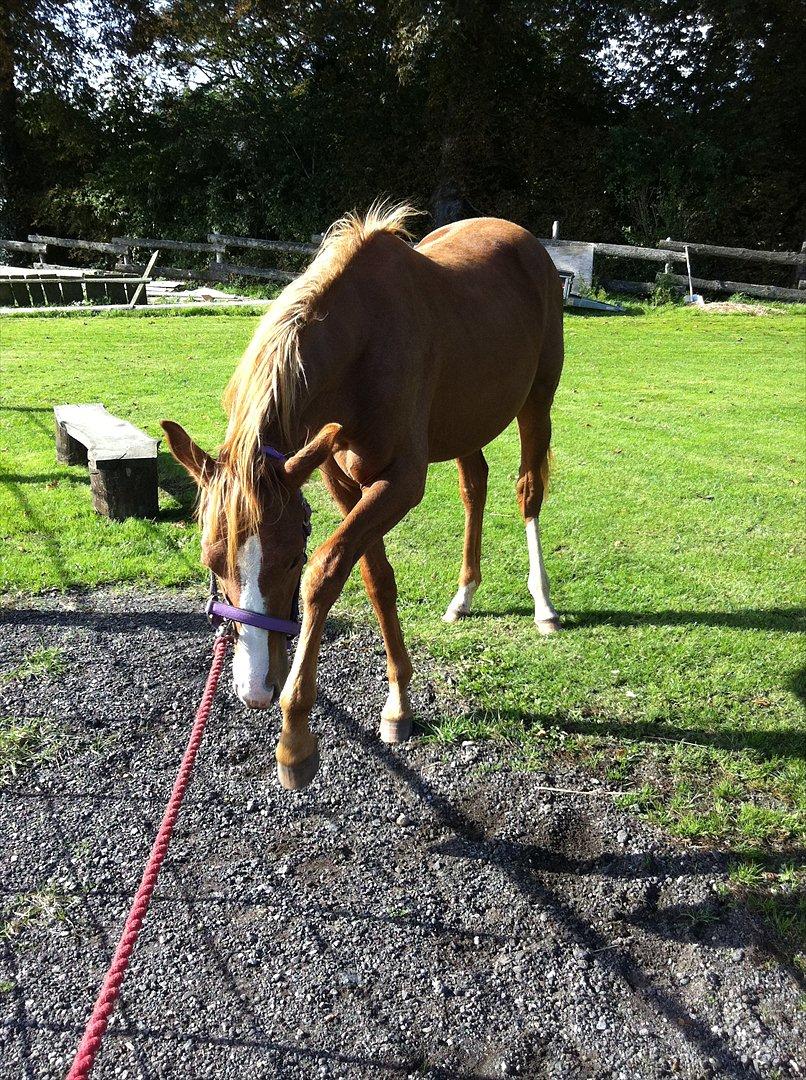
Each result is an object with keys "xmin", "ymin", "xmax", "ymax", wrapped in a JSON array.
[
  {"xmin": 283, "ymin": 423, "xmax": 345, "ymax": 487},
  {"xmin": 160, "ymin": 420, "xmax": 215, "ymax": 486}
]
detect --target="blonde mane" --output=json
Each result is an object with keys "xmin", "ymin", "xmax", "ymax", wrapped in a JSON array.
[{"xmin": 204, "ymin": 200, "xmax": 418, "ymax": 574}]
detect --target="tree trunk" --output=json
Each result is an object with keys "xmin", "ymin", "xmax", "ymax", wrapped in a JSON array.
[
  {"xmin": 429, "ymin": 180, "xmax": 482, "ymax": 228},
  {"xmin": 0, "ymin": 3, "xmax": 23, "ymax": 241}
]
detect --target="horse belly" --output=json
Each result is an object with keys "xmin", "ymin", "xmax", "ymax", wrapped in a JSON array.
[
  {"xmin": 415, "ymin": 222, "xmax": 557, "ymax": 462},
  {"xmin": 426, "ymin": 331, "xmax": 539, "ymax": 462}
]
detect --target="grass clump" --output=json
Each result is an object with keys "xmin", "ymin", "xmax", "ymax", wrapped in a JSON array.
[
  {"xmin": 0, "ymin": 716, "xmax": 60, "ymax": 777},
  {"xmin": 0, "ymin": 883, "xmax": 73, "ymax": 941},
  {"xmin": 1, "ymin": 645, "xmax": 66, "ymax": 684}
]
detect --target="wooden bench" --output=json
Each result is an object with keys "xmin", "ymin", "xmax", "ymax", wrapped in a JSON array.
[{"xmin": 54, "ymin": 404, "xmax": 160, "ymax": 520}]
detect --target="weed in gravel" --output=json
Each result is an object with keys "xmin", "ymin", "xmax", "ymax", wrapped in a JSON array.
[
  {"xmin": 0, "ymin": 883, "xmax": 73, "ymax": 941},
  {"xmin": 1, "ymin": 645, "xmax": 66, "ymax": 684},
  {"xmin": 723, "ymin": 857, "xmax": 806, "ymax": 965},
  {"xmin": 0, "ymin": 715, "xmax": 59, "ymax": 777}
]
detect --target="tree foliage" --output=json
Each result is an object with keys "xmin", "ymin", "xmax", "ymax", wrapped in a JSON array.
[{"xmin": 3, "ymin": 0, "xmax": 803, "ymax": 248}]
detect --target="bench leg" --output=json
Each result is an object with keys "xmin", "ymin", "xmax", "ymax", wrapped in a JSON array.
[
  {"xmin": 90, "ymin": 458, "xmax": 159, "ymax": 520},
  {"xmin": 55, "ymin": 418, "xmax": 89, "ymax": 466}
]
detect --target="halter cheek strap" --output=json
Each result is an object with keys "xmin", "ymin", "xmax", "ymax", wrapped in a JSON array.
[
  {"xmin": 205, "ymin": 445, "xmax": 310, "ymax": 638},
  {"xmin": 260, "ymin": 445, "xmax": 287, "ymax": 462}
]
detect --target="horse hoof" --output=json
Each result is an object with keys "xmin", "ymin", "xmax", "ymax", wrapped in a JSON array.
[
  {"xmin": 380, "ymin": 715, "xmax": 413, "ymax": 744},
  {"xmin": 536, "ymin": 617, "xmax": 562, "ymax": 635},
  {"xmin": 277, "ymin": 747, "xmax": 320, "ymax": 790},
  {"xmin": 443, "ymin": 606, "xmax": 467, "ymax": 624}
]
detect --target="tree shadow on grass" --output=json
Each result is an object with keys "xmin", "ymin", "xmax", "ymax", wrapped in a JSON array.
[
  {"xmin": 474, "ymin": 606, "xmax": 805, "ymax": 633},
  {"xmin": 157, "ymin": 451, "xmax": 197, "ymax": 518},
  {"xmin": 0, "ymin": 461, "xmax": 75, "ymax": 588},
  {"xmin": 0, "ymin": 405, "xmax": 53, "ymax": 440},
  {"xmin": 0, "ymin": 472, "xmax": 89, "ymax": 486},
  {"xmin": 438, "ymin": 702, "xmax": 806, "ymax": 761}
]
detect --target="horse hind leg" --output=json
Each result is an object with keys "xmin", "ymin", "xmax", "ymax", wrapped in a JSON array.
[
  {"xmin": 444, "ymin": 449, "xmax": 488, "ymax": 623},
  {"xmin": 516, "ymin": 388, "xmax": 561, "ymax": 634}
]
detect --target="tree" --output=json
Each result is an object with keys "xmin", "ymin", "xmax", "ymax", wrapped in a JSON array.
[{"xmin": 0, "ymin": 0, "xmax": 151, "ymax": 238}]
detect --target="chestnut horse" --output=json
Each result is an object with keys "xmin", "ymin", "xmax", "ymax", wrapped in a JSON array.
[{"xmin": 162, "ymin": 203, "xmax": 564, "ymax": 790}]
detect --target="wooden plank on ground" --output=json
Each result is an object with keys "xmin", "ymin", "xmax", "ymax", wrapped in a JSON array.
[{"xmin": 659, "ymin": 239, "xmax": 800, "ymax": 265}]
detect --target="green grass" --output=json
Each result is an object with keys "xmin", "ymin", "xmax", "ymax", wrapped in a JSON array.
[
  {"xmin": 0, "ymin": 645, "xmax": 66, "ymax": 684},
  {"xmin": 0, "ymin": 716, "xmax": 60, "ymax": 777},
  {"xmin": 1, "ymin": 307, "xmax": 804, "ymax": 867},
  {"xmin": 0, "ymin": 882, "xmax": 73, "ymax": 941}
]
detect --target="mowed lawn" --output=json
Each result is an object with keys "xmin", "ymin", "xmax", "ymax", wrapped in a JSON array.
[{"xmin": 1, "ymin": 309, "xmax": 804, "ymax": 867}]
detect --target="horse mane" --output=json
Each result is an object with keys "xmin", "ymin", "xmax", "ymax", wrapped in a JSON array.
[{"xmin": 204, "ymin": 200, "xmax": 417, "ymax": 574}]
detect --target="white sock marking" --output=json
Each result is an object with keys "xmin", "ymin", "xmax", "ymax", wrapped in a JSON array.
[
  {"xmin": 526, "ymin": 518, "xmax": 558, "ymax": 623},
  {"xmin": 444, "ymin": 581, "xmax": 478, "ymax": 622}
]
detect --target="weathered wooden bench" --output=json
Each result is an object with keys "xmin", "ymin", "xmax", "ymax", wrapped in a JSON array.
[{"xmin": 54, "ymin": 404, "xmax": 160, "ymax": 520}]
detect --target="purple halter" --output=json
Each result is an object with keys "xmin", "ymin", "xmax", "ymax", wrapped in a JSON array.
[{"xmin": 205, "ymin": 445, "xmax": 310, "ymax": 638}]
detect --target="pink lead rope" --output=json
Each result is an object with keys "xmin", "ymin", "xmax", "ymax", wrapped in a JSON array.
[{"xmin": 66, "ymin": 629, "xmax": 232, "ymax": 1080}]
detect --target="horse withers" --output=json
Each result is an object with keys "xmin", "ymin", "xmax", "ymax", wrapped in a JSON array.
[{"xmin": 162, "ymin": 204, "xmax": 564, "ymax": 790}]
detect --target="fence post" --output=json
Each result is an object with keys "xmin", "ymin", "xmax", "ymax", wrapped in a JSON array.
[{"xmin": 208, "ymin": 233, "xmax": 226, "ymax": 263}]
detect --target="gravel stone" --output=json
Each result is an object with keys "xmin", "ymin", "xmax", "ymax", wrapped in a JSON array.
[{"xmin": 0, "ymin": 586, "xmax": 804, "ymax": 1079}]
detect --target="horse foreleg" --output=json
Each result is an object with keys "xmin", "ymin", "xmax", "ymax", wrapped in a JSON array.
[
  {"xmin": 444, "ymin": 450, "xmax": 488, "ymax": 623},
  {"xmin": 277, "ymin": 462, "xmax": 425, "ymax": 789},
  {"xmin": 320, "ymin": 461, "xmax": 414, "ymax": 744}
]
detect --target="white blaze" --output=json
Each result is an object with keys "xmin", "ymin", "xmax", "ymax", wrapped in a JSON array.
[
  {"xmin": 526, "ymin": 518, "xmax": 558, "ymax": 624},
  {"xmin": 231, "ymin": 534, "xmax": 274, "ymax": 707}
]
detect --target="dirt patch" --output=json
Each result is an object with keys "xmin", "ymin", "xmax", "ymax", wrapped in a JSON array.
[
  {"xmin": 700, "ymin": 302, "xmax": 786, "ymax": 316},
  {"xmin": 0, "ymin": 588, "xmax": 803, "ymax": 1078}
]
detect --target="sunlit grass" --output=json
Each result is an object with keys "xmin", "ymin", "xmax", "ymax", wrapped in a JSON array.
[{"xmin": 1, "ymin": 307, "xmax": 803, "ymax": 869}]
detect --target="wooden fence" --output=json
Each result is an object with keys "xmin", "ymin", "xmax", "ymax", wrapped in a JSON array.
[
  {"xmin": 1, "ymin": 229, "xmax": 804, "ymax": 304},
  {"xmin": 590, "ymin": 236, "xmax": 805, "ymax": 302},
  {"xmin": 6, "ymin": 233, "xmax": 317, "ymax": 285}
]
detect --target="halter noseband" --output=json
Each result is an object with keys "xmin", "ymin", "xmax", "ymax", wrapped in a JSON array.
[{"xmin": 205, "ymin": 446, "xmax": 312, "ymax": 638}]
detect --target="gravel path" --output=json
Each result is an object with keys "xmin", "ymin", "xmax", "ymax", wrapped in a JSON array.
[{"xmin": 0, "ymin": 588, "xmax": 803, "ymax": 1080}]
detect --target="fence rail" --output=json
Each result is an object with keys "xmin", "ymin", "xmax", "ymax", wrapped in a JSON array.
[
  {"xmin": 592, "ymin": 243, "xmax": 687, "ymax": 265},
  {"xmin": 664, "ymin": 273, "xmax": 804, "ymax": 303},
  {"xmin": 2, "ymin": 227, "xmax": 804, "ymax": 306},
  {"xmin": 29, "ymin": 234, "xmax": 122, "ymax": 256},
  {"xmin": 659, "ymin": 239, "xmax": 802, "ymax": 266},
  {"xmin": 208, "ymin": 233, "xmax": 317, "ymax": 256}
]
